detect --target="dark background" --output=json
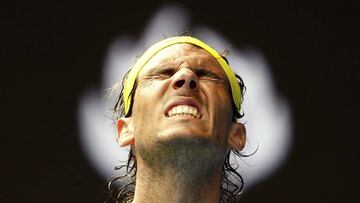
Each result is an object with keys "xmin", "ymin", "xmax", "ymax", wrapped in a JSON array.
[{"xmin": 1, "ymin": 0, "xmax": 359, "ymax": 202}]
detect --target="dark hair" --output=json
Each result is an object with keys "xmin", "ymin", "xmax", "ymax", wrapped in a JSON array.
[{"xmin": 105, "ymin": 50, "xmax": 247, "ymax": 203}]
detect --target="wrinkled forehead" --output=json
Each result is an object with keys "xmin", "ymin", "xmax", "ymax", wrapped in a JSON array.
[{"xmin": 138, "ymin": 43, "xmax": 227, "ymax": 78}]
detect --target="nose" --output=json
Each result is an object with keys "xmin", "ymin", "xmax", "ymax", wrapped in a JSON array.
[{"xmin": 171, "ymin": 68, "xmax": 198, "ymax": 91}]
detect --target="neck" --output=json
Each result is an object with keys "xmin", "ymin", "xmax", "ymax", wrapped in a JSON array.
[
  {"xmin": 132, "ymin": 137, "xmax": 227, "ymax": 203},
  {"xmin": 132, "ymin": 159, "xmax": 223, "ymax": 203}
]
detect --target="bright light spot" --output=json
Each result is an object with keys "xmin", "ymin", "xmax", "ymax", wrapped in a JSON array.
[{"xmin": 78, "ymin": 3, "xmax": 292, "ymax": 190}]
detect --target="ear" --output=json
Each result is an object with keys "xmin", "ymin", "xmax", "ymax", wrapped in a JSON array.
[
  {"xmin": 116, "ymin": 118, "xmax": 135, "ymax": 147},
  {"xmin": 227, "ymin": 122, "xmax": 246, "ymax": 150}
]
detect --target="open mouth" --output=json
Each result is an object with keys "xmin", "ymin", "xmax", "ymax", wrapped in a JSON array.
[{"xmin": 166, "ymin": 105, "xmax": 201, "ymax": 118}]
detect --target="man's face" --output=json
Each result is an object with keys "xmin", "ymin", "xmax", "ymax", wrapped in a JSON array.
[{"xmin": 130, "ymin": 44, "xmax": 234, "ymax": 149}]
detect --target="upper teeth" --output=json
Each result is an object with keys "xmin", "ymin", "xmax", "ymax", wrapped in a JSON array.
[{"xmin": 167, "ymin": 105, "xmax": 200, "ymax": 118}]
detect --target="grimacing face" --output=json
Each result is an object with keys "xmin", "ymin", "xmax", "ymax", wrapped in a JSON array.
[{"xmin": 117, "ymin": 43, "xmax": 245, "ymax": 152}]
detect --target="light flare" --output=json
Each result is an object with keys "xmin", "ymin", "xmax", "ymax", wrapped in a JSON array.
[{"xmin": 78, "ymin": 3, "xmax": 293, "ymax": 191}]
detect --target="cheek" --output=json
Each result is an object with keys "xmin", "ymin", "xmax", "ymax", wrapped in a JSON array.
[
  {"xmin": 205, "ymin": 83, "xmax": 233, "ymax": 110},
  {"xmin": 138, "ymin": 79, "xmax": 170, "ymax": 98},
  {"xmin": 134, "ymin": 80, "xmax": 166, "ymax": 107},
  {"xmin": 211, "ymin": 86, "xmax": 234, "ymax": 131},
  {"xmin": 214, "ymin": 98, "xmax": 233, "ymax": 129},
  {"xmin": 203, "ymin": 84, "xmax": 233, "ymax": 137},
  {"xmin": 131, "ymin": 80, "xmax": 169, "ymax": 126}
]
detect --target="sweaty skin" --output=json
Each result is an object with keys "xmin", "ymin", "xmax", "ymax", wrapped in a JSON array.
[
  {"xmin": 133, "ymin": 44, "xmax": 233, "ymax": 145},
  {"xmin": 117, "ymin": 44, "xmax": 246, "ymax": 203}
]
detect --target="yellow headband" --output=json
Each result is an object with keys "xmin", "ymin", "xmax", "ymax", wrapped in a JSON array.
[{"xmin": 123, "ymin": 36, "xmax": 242, "ymax": 115}]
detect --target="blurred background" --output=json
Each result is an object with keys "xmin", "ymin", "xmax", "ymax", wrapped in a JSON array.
[{"xmin": 1, "ymin": 0, "xmax": 359, "ymax": 202}]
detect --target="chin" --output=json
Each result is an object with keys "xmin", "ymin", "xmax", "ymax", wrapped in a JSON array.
[{"xmin": 157, "ymin": 128, "xmax": 210, "ymax": 141}]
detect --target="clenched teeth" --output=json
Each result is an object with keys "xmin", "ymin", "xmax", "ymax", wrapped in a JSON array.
[{"xmin": 167, "ymin": 105, "xmax": 200, "ymax": 118}]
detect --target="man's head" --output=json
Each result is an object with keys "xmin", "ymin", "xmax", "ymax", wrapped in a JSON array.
[
  {"xmin": 109, "ymin": 36, "xmax": 246, "ymax": 202},
  {"xmin": 117, "ymin": 42, "xmax": 245, "ymax": 152}
]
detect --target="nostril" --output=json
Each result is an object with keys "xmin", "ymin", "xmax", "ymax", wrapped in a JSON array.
[
  {"xmin": 175, "ymin": 80, "xmax": 185, "ymax": 88},
  {"xmin": 190, "ymin": 80, "xmax": 197, "ymax": 89}
]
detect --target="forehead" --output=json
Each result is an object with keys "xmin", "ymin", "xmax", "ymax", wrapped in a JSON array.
[{"xmin": 139, "ymin": 43, "xmax": 226, "ymax": 77}]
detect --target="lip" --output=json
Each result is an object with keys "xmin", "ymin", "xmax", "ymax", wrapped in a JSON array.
[{"xmin": 164, "ymin": 98, "xmax": 202, "ymax": 118}]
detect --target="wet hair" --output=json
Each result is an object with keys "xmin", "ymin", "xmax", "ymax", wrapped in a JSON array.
[{"xmin": 105, "ymin": 50, "xmax": 247, "ymax": 203}]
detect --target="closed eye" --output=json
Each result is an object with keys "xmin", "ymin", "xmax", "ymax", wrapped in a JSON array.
[
  {"xmin": 195, "ymin": 69, "xmax": 221, "ymax": 80},
  {"xmin": 146, "ymin": 67, "xmax": 175, "ymax": 78},
  {"xmin": 195, "ymin": 68, "xmax": 226, "ymax": 86},
  {"xmin": 157, "ymin": 67, "xmax": 175, "ymax": 77}
]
